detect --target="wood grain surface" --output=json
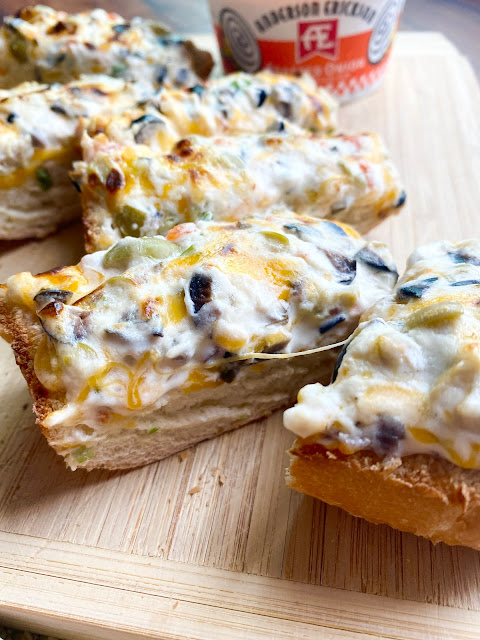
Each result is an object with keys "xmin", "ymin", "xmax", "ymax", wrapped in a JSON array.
[{"xmin": 0, "ymin": 32, "xmax": 480, "ymax": 640}]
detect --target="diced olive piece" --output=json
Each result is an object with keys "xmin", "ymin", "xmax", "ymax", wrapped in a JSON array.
[
  {"xmin": 131, "ymin": 114, "xmax": 164, "ymax": 144},
  {"xmin": 448, "ymin": 250, "xmax": 480, "ymax": 266},
  {"xmin": 324, "ymin": 250, "xmax": 356, "ymax": 284},
  {"xmin": 323, "ymin": 220, "xmax": 347, "ymax": 236},
  {"xmin": 38, "ymin": 302, "xmax": 89, "ymax": 343},
  {"xmin": 189, "ymin": 273, "xmax": 212, "ymax": 314},
  {"xmin": 277, "ymin": 100, "xmax": 292, "ymax": 120},
  {"xmin": 50, "ymin": 102, "xmax": 68, "ymax": 116},
  {"xmin": 113, "ymin": 205, "xmax": 146, "ymax": 238},
  {"xmin": 319, "ymin": 314, "xmax": 346, "ymax": 334},
  {"xmin": 34, "ymin": 289, "xmax": 73, "ymax": 308},
  {"xmin": 395, "ymin": 277, "xmax": 438, "ymax": 302},
  {"xmin": 403, "ymin": 301, "xmax": 464, "ymax": 331},
  {"xmin": 356, "ymin": 247, "xmax": 398, "ymax": 277},
  {"xmin": 189, "ymin": 84, "xmax": 205, "ymax": 96},
  {"xmin": 395, "ymin": 189, "xmax": 407, "ymax": 208},
  {"xmin": 113, "ymin": 23, "xmax": 130, "ymax": 33},
  {"xmin": 35, "ymin": 167, "xmax": 53, "ymax": 191},
  {"xmin": 283, "ymin": 223, "xmax": 303, "ymax": 236},
  {"xmin": 257, "ymin": 88, "xmax": 268, "ymax": 107},
  {"xmin": 331, "ymin": 338, "xmax": 351, "ymax": 382},
  {"xmin": 156, "ymin": 64, "xmax": 167, "ymax": 84},
  {"xmin": 103, "ymin": 236, "xmax": 176, "ymax": 270},
  {"xmin": 267, "ymin": 120, "xmax": 285, "ymax": 132},
  {"xmin": 70, "ymin": 177, "xmax": 81, "ymax": 193},
  {"xmin": 450, "ymin": 279, "xmax": 480, "ymax": 287},
  {"xmin": 6, "ymin": 112, "xmax": 16, "ymax": 123},
  {"xmin": 176, "ymin": 68, "xmax": 189, "ymax": 86},
  {"xmin": 374, "ymin": 416, "xmax": 405, "ymax": 455},
  {"xmin": 37, "ymin": 301, "xmax": 66, "ymax": 341}
]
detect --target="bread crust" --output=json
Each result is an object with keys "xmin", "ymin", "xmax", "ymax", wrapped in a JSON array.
[
  {"xmin": 0, "ymin": 287, "xmax": 64, "ymax": 424},
  {"xmin": 287, "ymin": 442, "xmax": 480, "ymax": 549}
]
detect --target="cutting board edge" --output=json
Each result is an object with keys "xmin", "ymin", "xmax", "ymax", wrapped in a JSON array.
[{"xmin": 1, "ymin": 531, "xmax": 480, "ymax": 640}]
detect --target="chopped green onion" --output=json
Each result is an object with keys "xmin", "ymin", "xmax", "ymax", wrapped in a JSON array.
[
  {"xmin": 111, "ymin": 63, "xmax": 127, "ymax": 77},
  {"xmin": 35, "ymin": 167, "xmax": 53, "ymax": 191},
  {"xmin": 180, "ymin": 244, "xmax": 196, "ymax": 257},
  {"xmin": 103, "ymin": 236, "xmax": 176, "ymax": 270},
  {"xmin": 200, "ymin": 211, "xmax": 213, "ymax": 221},
  {"xmin": 148, "ymin": 427, "xmax": 159, "ymax": 434},
  {"xmin": 72, "ymin": 445, "xmax": 95, "ymax": 464}
]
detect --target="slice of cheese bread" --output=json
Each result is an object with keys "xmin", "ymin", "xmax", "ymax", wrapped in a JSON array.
[
  {"xmin": 74, "ymin": 131, "xmax": 406, "ymax": 252},
  {"xmin": 84, "ymin": 70, "xmax": 338, "ymax": 152},
  {"xmin": 285, "ymin": 240, "xmax": 480, "ymax": 549},
  {"xmin": 0, "ymin": 5, "xmax": 213, "ymax": 90},
  {"xmin": 0, "ymin": 212, "xmax": 397, "ymax": 470},
  {"xmin": 0, "ymin": 75, "xmax": 148, "ymax": 240}
]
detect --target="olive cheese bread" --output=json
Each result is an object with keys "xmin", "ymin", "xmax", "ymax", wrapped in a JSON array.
[
  {"xmin": 0, "ymin": 69, "xmax": 337, "ymax": 241},
  {"xmin": 0, "ymin": 5, "xmax": 213, "ymax": 90},
  {"xmin": 285, "ymin": 240, "xmax": 480, "ymax": 549},
  {"xmin": 74, "ymin": 131, "xmax": 405, "ymax": 252},
  {"xmin": 84, "ymin": 70, "xmax": 338, "ymax": 152},
  {"xmin": 0, "ymin": 212, "xmax": 397, "ymax": 470},
  {"xmin": 0, "ymin": 75, "xmax": 149, "ymax": 240}
]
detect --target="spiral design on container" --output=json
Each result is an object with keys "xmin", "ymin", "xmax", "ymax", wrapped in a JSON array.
[
  {"xmin": 219, "ymin": 8, "xmax": 261, "ymax": 73},
  {"xmin": 368, "ymin": 0, "xmax": 402, "ymax": 65}
]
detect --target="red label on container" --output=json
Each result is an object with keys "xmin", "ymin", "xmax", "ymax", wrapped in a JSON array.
[
  {"xmin": 297, "ymin": 20, "xmax": 338, "ymax": 62},
  {"xmin": 211, "ymin": 0, "xmax": 405, "ymax": 101}
]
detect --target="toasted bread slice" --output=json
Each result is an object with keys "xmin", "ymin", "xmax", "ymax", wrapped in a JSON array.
[
  {"xmin": 285, "ymin": 239, "xmax": 480, "ymax": 549},
  {"xmin": 287, "ymin": 444, "xmax": 480, "ymax": 550},
  {"xmin": 83, "ymin": 70, "xmax": 338, "ymax": 153},
  {"xmin": 0, "ymin": 6, "xmax": 213, "ymax": 90},
  {"xmin": 0, "ymin": 75, "xmax": 149, "ymax": 240},
  {"xmin": 0, "ymin": 213, "xmax": 397, "ymax": 470},
  {"xmin": 74, "ymin": 131, "xmax": 405, "ymax": 252}
]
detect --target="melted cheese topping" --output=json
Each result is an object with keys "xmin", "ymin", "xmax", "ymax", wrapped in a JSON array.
[
  {"xmin": 5, "ymin": 213, "xmax": 397, "ymax": 458},
  {"xmin": 75, "ymin": 131, "xmax": 404, "ymax": 252},
  {"xmin": 284, "ymin": 240, "xmax": 480, "ymax": 470},
  {"xmin": 0, "ymin": 5, "xmax": 211, "ymax": 90},
  {"xmin": 86, "ymin": 71, "xmax": 338, "ymax": 152},
  {"xmin": 0, "ymin": 75, "xmax": 148, "ymax": 186}
]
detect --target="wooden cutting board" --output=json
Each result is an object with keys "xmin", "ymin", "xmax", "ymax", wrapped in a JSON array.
[{"xmin": 1, "ymin": 32, "xmax": 480, "ymax": 640}]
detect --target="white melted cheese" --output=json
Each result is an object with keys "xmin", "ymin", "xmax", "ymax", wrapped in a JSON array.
[
  {"xmin": 284, "ymin": 240, "xmax": 480, "ymax": 470},
  {"xmin": 0, "ymin": 75, "xmax": 147, "ymax": 177},
  {"xmin": 0, "ymin": 6, "xmax": 211, "ymax": 91},
  {"xmin": 76, "ymin": 131, "xmax": 404, "ymax": 251},
  {"xmin": 6, "ymin": 213, "xmax": 397, "ymax": 438},
  {"xmin": 88, "ymin": 71, "xmax": 337, "ymax": 152}
]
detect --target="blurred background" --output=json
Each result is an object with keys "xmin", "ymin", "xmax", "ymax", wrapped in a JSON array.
[{"xmin": 0, "ymin": 0, "xmax": 477, "ymax": 75}]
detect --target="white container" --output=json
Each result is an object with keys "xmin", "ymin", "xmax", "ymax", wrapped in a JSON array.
[{"xmin": 209, "ymin": 0, "xmax": 405, "ymax": 101}]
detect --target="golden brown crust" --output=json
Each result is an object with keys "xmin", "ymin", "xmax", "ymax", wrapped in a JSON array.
[
  {"xmin": 0, "ymin": 288, "xmax": 64, "ymax": 426},
  {"xmin": 81, "ymin": 200, "xmax": 97, "ymax": 254},
  {"xmin": 287, "ymin": 442, "xmax": 480, "ymax": 549}
]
